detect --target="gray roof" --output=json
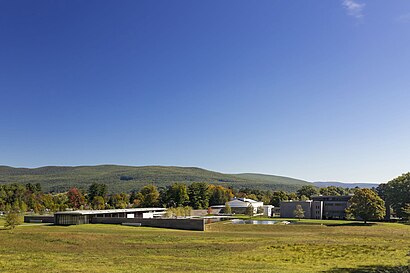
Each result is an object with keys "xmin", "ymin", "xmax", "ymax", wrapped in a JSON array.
[{"xmin": 54, "ymin": 207, "xmax": 167, "ymax": 215}]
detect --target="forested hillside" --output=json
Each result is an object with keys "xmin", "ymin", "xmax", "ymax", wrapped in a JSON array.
[{"xmin": 0, "ymin": 165, "xmax": 310, "ymax": 193}]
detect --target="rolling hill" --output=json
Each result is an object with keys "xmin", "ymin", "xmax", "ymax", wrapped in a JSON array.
[
  {"xmin": 0, "ymin": 165, "xmax": 311, "ymax": 193},
  {"xmin": 313, "ymin": 181, "xmax": 379, "ymax": 189}
]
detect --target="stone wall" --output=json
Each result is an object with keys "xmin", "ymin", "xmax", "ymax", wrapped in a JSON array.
[{"xmin": 91, "ymin": 217, "xmax": 205, "ymax": 231}]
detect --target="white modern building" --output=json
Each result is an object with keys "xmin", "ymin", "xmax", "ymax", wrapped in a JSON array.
[
  {"xmin": 263, "ymin": 205, "xmax": 274, "ymax": 217},
  {"xmin": 227, "ymin": 198, "xmax": 264, "ymax": 215}
]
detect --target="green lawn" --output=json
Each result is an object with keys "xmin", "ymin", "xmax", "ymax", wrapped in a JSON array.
[{"xmin": 0, "ymin": 218, "xmax": 409, "ymax": 273}]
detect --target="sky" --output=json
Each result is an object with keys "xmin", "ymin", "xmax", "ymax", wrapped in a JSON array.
[{"xmin": 1, "ymin": 0, "xmax": 410, "ymax": 183}]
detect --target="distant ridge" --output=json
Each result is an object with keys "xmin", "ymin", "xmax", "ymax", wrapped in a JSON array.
[
  {"xmin": 0, "ymin": 165, "xmax": 310, "ymax": 193},
  {"xmin": 233, "ymin": 173, "xmax": 310, "ymax": 186},
  {"xmin": 313, "ymin": 181, "xmax": 379, "ymax": 189}
]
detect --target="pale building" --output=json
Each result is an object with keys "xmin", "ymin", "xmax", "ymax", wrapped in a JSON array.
[{"xmin": 227, "ymin": 198, "xmax": 264, "ymax": 215}]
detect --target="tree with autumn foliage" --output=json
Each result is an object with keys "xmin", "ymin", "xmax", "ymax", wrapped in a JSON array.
[{"xmin": 67, "ymin": 188, "xmax": 85, "ymax": 209}]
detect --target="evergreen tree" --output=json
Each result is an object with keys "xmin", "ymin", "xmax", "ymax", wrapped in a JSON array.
[{"xmin": 188, "ymin": 182, "xmax": 211, "ymax": 209}]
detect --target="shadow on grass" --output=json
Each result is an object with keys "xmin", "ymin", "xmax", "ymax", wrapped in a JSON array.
[
  {"xmin": 325, "ymin": 222, "xmax": 377, "ymax": 227},
  {"xmin": 324, "ymin": 265, "xmax": 410, "ymax": 273}
]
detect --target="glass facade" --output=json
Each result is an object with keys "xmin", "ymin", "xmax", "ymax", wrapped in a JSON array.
[{"xmin": 54, "ymin": 214, "xmax": 90, "ymax": 225}]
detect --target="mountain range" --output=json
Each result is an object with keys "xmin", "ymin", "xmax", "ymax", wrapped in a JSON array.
[{"xmin": 0, "ymin": 165, "xmax": 378, "ymax": 193}]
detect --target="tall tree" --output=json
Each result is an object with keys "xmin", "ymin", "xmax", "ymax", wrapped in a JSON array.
[
  {"xmin": 67, "ymin": 188, "xmax": 85, "ymax": 209},
  {"xmin": 270, "ymin": 191, "xmax": 289, "ymax": 207},
  {"xmin": 4, "ymin": 211, "xmax": 21, "ymax": 230},
  {"xmin": 92, "ymin": 196, "xmax": 105, "ymax": 210},
  {"xmin": 346, "ymin": 188, "xmax": 385, "ymax": 224},
  {"xmin": 164, "ymin": 183, "xmax": 189, "ymax": 207},
  {"xmin": 188, "ymin": 182, "xmax": 211, "ymax": 209},
  {"xmin": 208, "ymin": 185, "xmax": 233, "ymax": 206},
  {"xmin": 380, "ymin": 173, "xmax": 410, "ymax": 219},
  {"xmin": 129, "ymin": 191, "xmax": 138, "ymax": 204},
  {"xmin": 297, "ymin": 185, "xmax": 319, "ymax": 199},
  {"xmin": 88, "ymin": 183, "xmax": 107, "ymax": 203},
  {"xmin": 135, "ymin": 185, "xmax": 160, "ymax": 207},
  {"xmin": 245, "ymin": 204, "xmax": 254, "ymax": 217},
  {"xmin": 402, "ymin": 203, "xmax": 410, "ymax": 222},
  {"xmin": 293, "ymin": 205, "xmax": 305, "ymax": 220},
  {"xmin": 107, "ymin": 193, "xmax": 129, "ymax": 209},
  {"xmin": 224, "ymin": 203, "xmax": 232, "ymax": 214},
  {"xmin": 319, "ymin": 186, "xmax": 350, "ymax": 196}
]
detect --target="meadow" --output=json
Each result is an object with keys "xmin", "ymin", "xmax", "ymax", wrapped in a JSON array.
[{"xmin": 0, "ymin": 218, "xmax": 409, "ymax": 273}]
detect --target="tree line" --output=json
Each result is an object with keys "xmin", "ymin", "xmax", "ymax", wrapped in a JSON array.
[
  {"xmin": 0, "ymin": 181, "xmax": 358, "ymax": 213},
  {"xmin": 0, "ymin": 172, "xmax": 409, "ymax": 222},
  {"xmin": 377, "ymin": 172, "xmax": 410, "ymax": 220}
]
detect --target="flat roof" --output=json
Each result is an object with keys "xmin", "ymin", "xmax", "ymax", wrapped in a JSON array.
[
  {"xmin": 281, "ymin": 200, "xmax": 313, "ymax": 202},
  {"xmin": 311, "ymin": 195, "xmax": 353, "ymax": 198},
  {"xmin": 55, "ymin": 208, "xmax": 167, "ymax": 215}
]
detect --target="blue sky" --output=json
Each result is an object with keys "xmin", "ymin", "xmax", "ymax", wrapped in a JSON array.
[{"xmin": 1, "ymin": 0, "xmax": 410, "ymax": 183}]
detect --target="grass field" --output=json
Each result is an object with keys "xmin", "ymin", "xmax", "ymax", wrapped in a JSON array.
[{"xmin": 0, "ymin": 218, "xmax": 409, "ymax": 273}]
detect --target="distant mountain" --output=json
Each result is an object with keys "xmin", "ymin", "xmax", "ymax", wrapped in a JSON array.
[
  {"xmin": 313, "ymin": 181, "xmax": 379, "ymax": 189},
  {"xmin": 0, "ymin": 165, "xmax": 310, "ymax": 193},
  {"xmin": 233, "ymin": 173, "xmax": 310, "ymax": 186}
]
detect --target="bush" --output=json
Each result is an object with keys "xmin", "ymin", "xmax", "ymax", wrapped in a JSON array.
[{"xmin": 4, "ymin": 212, "xmax": 21, "ymax": 230}]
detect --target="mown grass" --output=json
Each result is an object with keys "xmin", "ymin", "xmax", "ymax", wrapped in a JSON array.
[{"xmin": 0, "ymin": 217, "xmax": 409, "ymax": 273}]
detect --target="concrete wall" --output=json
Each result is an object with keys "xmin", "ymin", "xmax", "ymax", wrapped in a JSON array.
[
  {"xmin": 280, "ymin": 201, "xmax": 313, "ymax": 219},
  {"xmin": 24, "ymin": 215, "xmax": 54, "ymax": 223},
  {"xmin": 91, "ymin": 217, "xmax": 205, "ymax": 231}
]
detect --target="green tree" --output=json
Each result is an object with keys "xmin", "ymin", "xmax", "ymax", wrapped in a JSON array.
[
  {"xmin": 4, "ymin": 211, "xmax": 21, "ymax": 230},
  {"xmin": 165, "ymin": 183, "xmax": 189, "ymax": 207},
  {"xmin": 92, "ymin": 196, "xmax": 105, "ymax": 210},
  {"xmin": 319, "ymin": 186, "xmax": 350, "ymax": 196},
  {"xmin": 380, "ymin": 173, "xmax": 410, "ymax": 219},
  {"xmin": 293, "ymin": 205, "xmax": 305, "ymax": 220},
  {"xmin": 129, "ymin": 191, "xmax": 138, "ymax": 204},
  {"xmin": 208, "ymin": 185, "xmax": 233, "ymax": 206},
  {"xmin": 224, "ymin": 203, "xmax": 232, "ymax": 214},
  {"xmin": 188, "ymin": 182, "xmax": 211, "ymax": 209},
  {"xmin": 107, "ymin": 193, "xmax": 128, "ymax": 209},
  {"xmin": 270, "ymin": 191, "xmax": 289, "ymax": 207},
  {"xmin": 88, "ymin": 183, "xmax": 107, "ymax": 203},
  {"xmin": 297, "ymin": 185, "xmax": 319, "ymax": 199},
  {"xmin": 245, "ymin": 204, "xmax": 254, "ymax": 217},
  {"xmin": 165, "ymin": 207, "xmax": 176, "ymax": 218},
  {"xmin": 183, "ymin": 206, "xmax": 192, "ymax": 217},
  {"xmin": 346, "ymin": 188, "xmax": 385, "ymax": 224},
  {"xmin": 288, "ymin": 192, "xmax": 298, "ymax": 200},
  {"xmin": 402, "ymin": 203, "xmax": 410, "ymax": 222},
  {"xmin": 299, "ymin": 195, "xmax": 309, "ymax": 201},
  {"xmin": 136, "ymin": 185, "xmax": 160, "ymax": 207}
]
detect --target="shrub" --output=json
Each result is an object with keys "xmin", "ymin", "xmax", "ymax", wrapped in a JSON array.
[{"xmin": 4, "ymin": 211, "xmax": 21, "ymax": 230}]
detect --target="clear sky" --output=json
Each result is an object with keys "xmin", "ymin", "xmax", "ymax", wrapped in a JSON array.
[{"xmin": 1, "ymin": 0, "xmax": 410, "ymax": 183}]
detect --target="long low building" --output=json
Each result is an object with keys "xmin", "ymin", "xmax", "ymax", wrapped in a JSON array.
[{"xmin": 54, "ymin": 208, "xmax": 167, "ymax": 225}]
